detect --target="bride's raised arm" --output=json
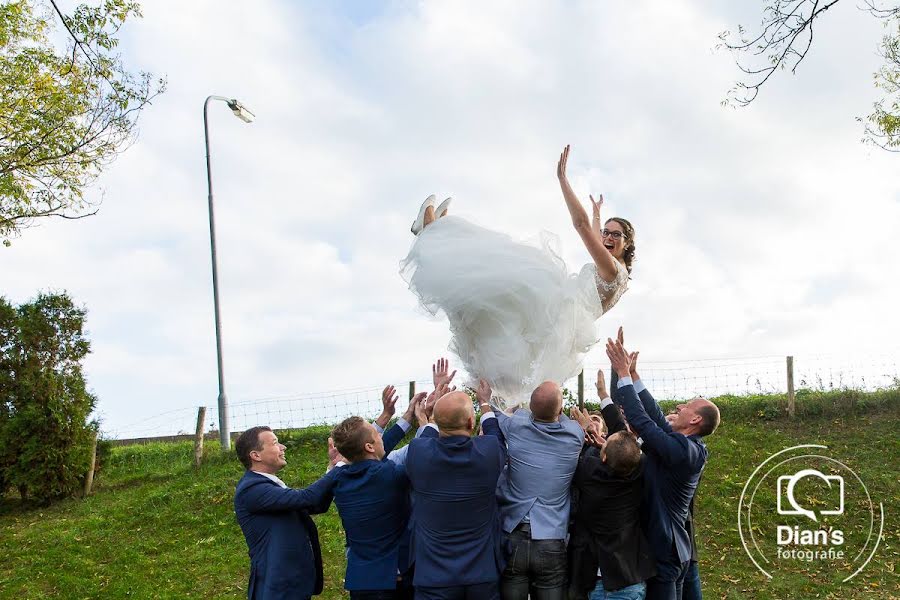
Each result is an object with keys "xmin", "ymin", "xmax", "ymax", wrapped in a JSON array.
[{"xmin": 556, "ymin": 145, "xmax": 619, "ymax": 282}]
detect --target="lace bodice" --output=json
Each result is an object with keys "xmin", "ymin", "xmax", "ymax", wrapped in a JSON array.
[{"xmin": 585, "ymin": 260, "xmax": 629, "ymax": 315}]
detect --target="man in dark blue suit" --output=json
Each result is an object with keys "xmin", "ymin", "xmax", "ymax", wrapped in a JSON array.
[
  {"xmin": 405, "ymin": 386, "xmax": 508, "ymax": 600},
  {"xmin": 327, "ymin": 391, "xmax": 427, "ymax": 600},
  {"xmin": 606, "ymin": 336, "xmax": 719, "ymax": 600},
  {"xmin": 234, "ymin": 426, "xmax": 340, "ymax": 600}
]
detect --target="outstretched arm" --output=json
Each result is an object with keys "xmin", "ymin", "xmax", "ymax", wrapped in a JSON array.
[
  {"xmin": 240, "ymin": 470, "xmax": 338, "ymax": 514},
  {"xmin": 608, "ymin": 340, "xmax": 694, "ymax": 466},
  {"xmin": 557, "ymin": 145, "xmax": 619, "ymax": 283}
]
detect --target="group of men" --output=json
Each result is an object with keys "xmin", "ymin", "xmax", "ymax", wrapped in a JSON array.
[{"xmin": 233, "ymin": 330, "xmax": 721, "ymax": 600}]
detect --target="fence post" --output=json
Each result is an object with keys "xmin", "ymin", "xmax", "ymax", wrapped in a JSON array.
[
  {"xmin": 83, "ymin": 431, "xmax": 98, "ymax": 498},
  {"xmin": 786, "ymin": 356, "xmax": 795, "ymax": 418},
  {"xmin": 578, "ymin": 369, "xmax": 585, "ymax": 409},
  {"xmin": 194, "ymin": 407, "xmax": 207, "ymax": 467}
]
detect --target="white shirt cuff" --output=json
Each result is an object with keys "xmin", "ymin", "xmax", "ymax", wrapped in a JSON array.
[
  {"xmin": 599, "ymin": 397, "xmax": 614, "ymax": 409},
  {"xmin": 481, "ymin": 412, "xmax": 496, "ymax": 422},
  {"xmin": 396, "ymin": 417, "xmax": 412, "ymax": 433},
  {"xmin": 617, "ymin": 376, "xmax": 634, "ymax": 388},
  {"xmin": 372, "ymin": 422, "xmax": 385, "ymax": 434},
  {"xmin": 634, "ymin": 379, "xmax": 646, "ymax": 394},
  {"xmin": 326, "ymin": 460, "xmax": 346, "ymax": 474},
  {"xmin": 425, "ymin": 423, "xmax": 439, "ymax": 433}
]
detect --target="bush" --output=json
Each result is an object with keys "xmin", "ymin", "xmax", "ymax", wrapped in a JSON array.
[{"xmin": 0, "ymin": 293, "xmax": 97, "ymax": 505}]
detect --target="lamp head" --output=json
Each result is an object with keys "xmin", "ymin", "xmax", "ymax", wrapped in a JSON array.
[{"xmin": 227, "ymin": 99, "xmax": 255, "ymax": 123}]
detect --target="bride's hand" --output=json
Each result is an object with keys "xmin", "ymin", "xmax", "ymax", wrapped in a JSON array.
[
  {"xmin": 556, "ymin": 145, "xmax": 571, "ymax": 182},
  {"xmin": 590, "ymin": 194, "xmax": 603, "ymax": 219}
]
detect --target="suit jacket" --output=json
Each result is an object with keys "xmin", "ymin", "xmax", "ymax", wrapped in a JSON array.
[
  {"xmin": 494, "ymin": 409, "xmax": 584, "ymax": 539},
  {"xmin": 234, "ymin": 468, "xmax": 338, "ymax": 600},
  {"xmin": 406, "ymin": 417, "xmax": 508, "ymax": 588},
  {"xmin": 569, "ymin": 402, "xmax": 655, "ymax": 595},
  {"xmin": 614, "ymin": 382, "xmax": 707, "ymax": 568},
  {"xmin": 332, "ymin": 422, "xmax": 411, "ymax": 590}
]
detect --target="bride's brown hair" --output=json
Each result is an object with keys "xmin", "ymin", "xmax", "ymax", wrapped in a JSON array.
[{"xmin": 605, "ymin": 217, "xmax": 636, "ymax": 274}]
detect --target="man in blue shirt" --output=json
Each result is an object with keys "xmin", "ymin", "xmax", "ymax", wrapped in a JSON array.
[{"xmin": 486, "ymin": 380, "xmax": 584, "ymax": 600}]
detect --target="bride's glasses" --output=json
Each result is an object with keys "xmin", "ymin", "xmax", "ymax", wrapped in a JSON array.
[{"xmin": 600, "ymin": 229, "xmax": 625, "ymax": 240}]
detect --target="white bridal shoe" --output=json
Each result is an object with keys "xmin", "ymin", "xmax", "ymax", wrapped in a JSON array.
[
  {"xmin": 435, "ymin": 196, "xmax": 452, "ymax": 218},
  {"xmin": 411, "ymin": 194, "xmax": 436, "ymax": 235}
]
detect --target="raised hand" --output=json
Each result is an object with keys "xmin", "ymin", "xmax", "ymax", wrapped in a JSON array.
[
  {"xmin": 405, "ymin": 391, "xmax": 426, "ymax": 423},
  {"xmin": 569, "ymin": 405, "xmax": 592, "ymax": 430},
  {"xmin": 382, "ymin": 385, "xmax": 399, "ymax": 416},
  {"xmin": 374, "ymin": 385, "xmax": 399, "ymax": 429},
  {"xmin": 476, "ymin": 379, "xmax": 493, "ymax": 409},
  {"xmin": 432, "ymin": 358, "xmax": 457, "ymax": 388},
  {"xmin": 584, "ymin": 421, "xmax": 606, "ymax": 448},
  {"xmin": 328, "ymin": 437, "xmax": 347, "ymax": 468},
  {"xmin": 556, "ymin": 144, "xmax": 571, "ymax": 182},
  {"xmin": 595, "ymin": 368, "xmax": 609, "ymax": 399},
  {"xmin": 426, "ymin": 382, "xmax": 455, "ymax": 420},
  {"xmin": 414, "ymin": 393, "xmax": 428, "ymax": 426},
  {"xmin": 589, "ymin": 193, "xmax": 603, "ymax": 236},
  {"xmin": 616, "ymin": 327, "xmax": 640, "ymax": 379},
  {"xmin": 606, "ymin": 338, "xmax": 633, "ymax": 379},
  {"xmin": 629, "ymin": 350, "xmax": 640, "ymax": 380}
]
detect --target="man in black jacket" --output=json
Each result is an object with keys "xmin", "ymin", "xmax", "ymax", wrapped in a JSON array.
[{"xmin": 568, "ymin": 369, "xmax": 656, "ymax": 600}]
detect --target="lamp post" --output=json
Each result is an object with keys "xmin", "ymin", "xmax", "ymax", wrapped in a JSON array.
[{"xmin": 203, "ymin": 95, "xmax": 255, "ymax": 451}]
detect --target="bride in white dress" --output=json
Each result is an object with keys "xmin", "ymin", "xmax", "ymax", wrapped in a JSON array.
[{"xmin": 401, "ymin": 146, "xmax": 635, "ymax": 406}]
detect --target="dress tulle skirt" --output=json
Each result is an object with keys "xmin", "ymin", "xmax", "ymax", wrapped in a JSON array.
[{"xmin": 401, "ymin": 216, "xmax": 607, "ymax": 406}]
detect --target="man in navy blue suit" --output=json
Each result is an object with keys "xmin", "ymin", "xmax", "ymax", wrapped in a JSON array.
[
  {"xmin": 405, "ymin": 385, "xmax": 508, "ymax": 600},
  {"xmin": 328, "ymin": 390, "xmax": 428, "ymax": 600},
  {"xmin": 234, "ymin": 426, "xmax": 340, "ymax": 600},
  {"xmin": 606, "ymin": 335, "xmax": 719, "ymax": 600}
]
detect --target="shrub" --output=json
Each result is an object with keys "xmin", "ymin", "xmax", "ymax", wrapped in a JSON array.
[{"xmin": 0, "ymin": 293, "xmax": 97, "ymax": 505}]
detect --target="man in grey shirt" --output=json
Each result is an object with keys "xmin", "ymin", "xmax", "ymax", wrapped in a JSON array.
[{"xmin": 478, "ymin": 379, "xmax": 585, "ymax": 600}]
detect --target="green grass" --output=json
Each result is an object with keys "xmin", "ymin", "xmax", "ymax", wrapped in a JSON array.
[{"xmin": 1, "ymin": 391, "xmax": 898, "ymax": 599}]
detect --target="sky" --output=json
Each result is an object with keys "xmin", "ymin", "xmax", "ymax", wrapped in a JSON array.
[{"xmin": 2, "ymin": 0, "xmax": 898, "ymax": 437}]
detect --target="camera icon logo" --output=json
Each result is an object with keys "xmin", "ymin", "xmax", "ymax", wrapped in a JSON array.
[{"xmin": 776, "ymin": 468, "xmax": 844, "ymax": 522}]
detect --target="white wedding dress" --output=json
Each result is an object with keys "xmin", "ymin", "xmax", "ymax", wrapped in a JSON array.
[{"xmin": 401, "ymin": 216, "xmax": 628, "ymax": 406}]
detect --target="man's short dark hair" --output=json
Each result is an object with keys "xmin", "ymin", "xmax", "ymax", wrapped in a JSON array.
[
  {"xmin": 604, "ymin": 431, "xmax": 641, "ymax": 477},
  {"xmin": 695, "ymin": 403, "xmax": 720, "ymax": 437},
  {"xmin": 331, "ymin": 416, "xmax": 371, "ymax": 463},
  {"xmin": 235, "ymin": 426, "xmax": 272, "ymax": 469}
]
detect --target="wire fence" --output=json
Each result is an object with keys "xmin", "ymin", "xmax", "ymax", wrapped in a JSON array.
[{"xmin": 106, "ymin": 351, "xmax": 900, "ymax": 441}]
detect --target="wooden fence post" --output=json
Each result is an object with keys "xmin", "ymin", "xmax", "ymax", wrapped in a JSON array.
[
  {"xmin": 194, "ymin": 407, "xmax": 207, "ymax": 468},
  {"xmin": 786, "ymin": 356, "xmax": 795, "ymax": 418},
  {"xmin": 83, "ymin": 431, "xmax": 98, "ymax": 498},
  {"xmin": 578, "ymin": 369, "xmax": 585, "ymax": 410}
]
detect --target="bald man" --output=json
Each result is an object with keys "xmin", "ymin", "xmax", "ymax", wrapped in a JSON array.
[
  {"xmin": 486, "ymin": 380, "xmax": 584, "ymax": 600},
  {"xmin": 606, "ymin": 336, "xmax": 720, "ymax": 600},
  {"xmin": 405, "ymin": 389, "xmax": 507, "ymax": 600}
]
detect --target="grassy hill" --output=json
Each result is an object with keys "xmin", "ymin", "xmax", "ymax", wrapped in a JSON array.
[{"xmin": 1, "ymin": 389, "xmax": 898, "ymax": 599}]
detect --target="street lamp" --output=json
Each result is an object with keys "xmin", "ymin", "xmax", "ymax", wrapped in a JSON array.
[{"xmin": 203, "ymin": 95, "xmax": 254, "ymax": 451}]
